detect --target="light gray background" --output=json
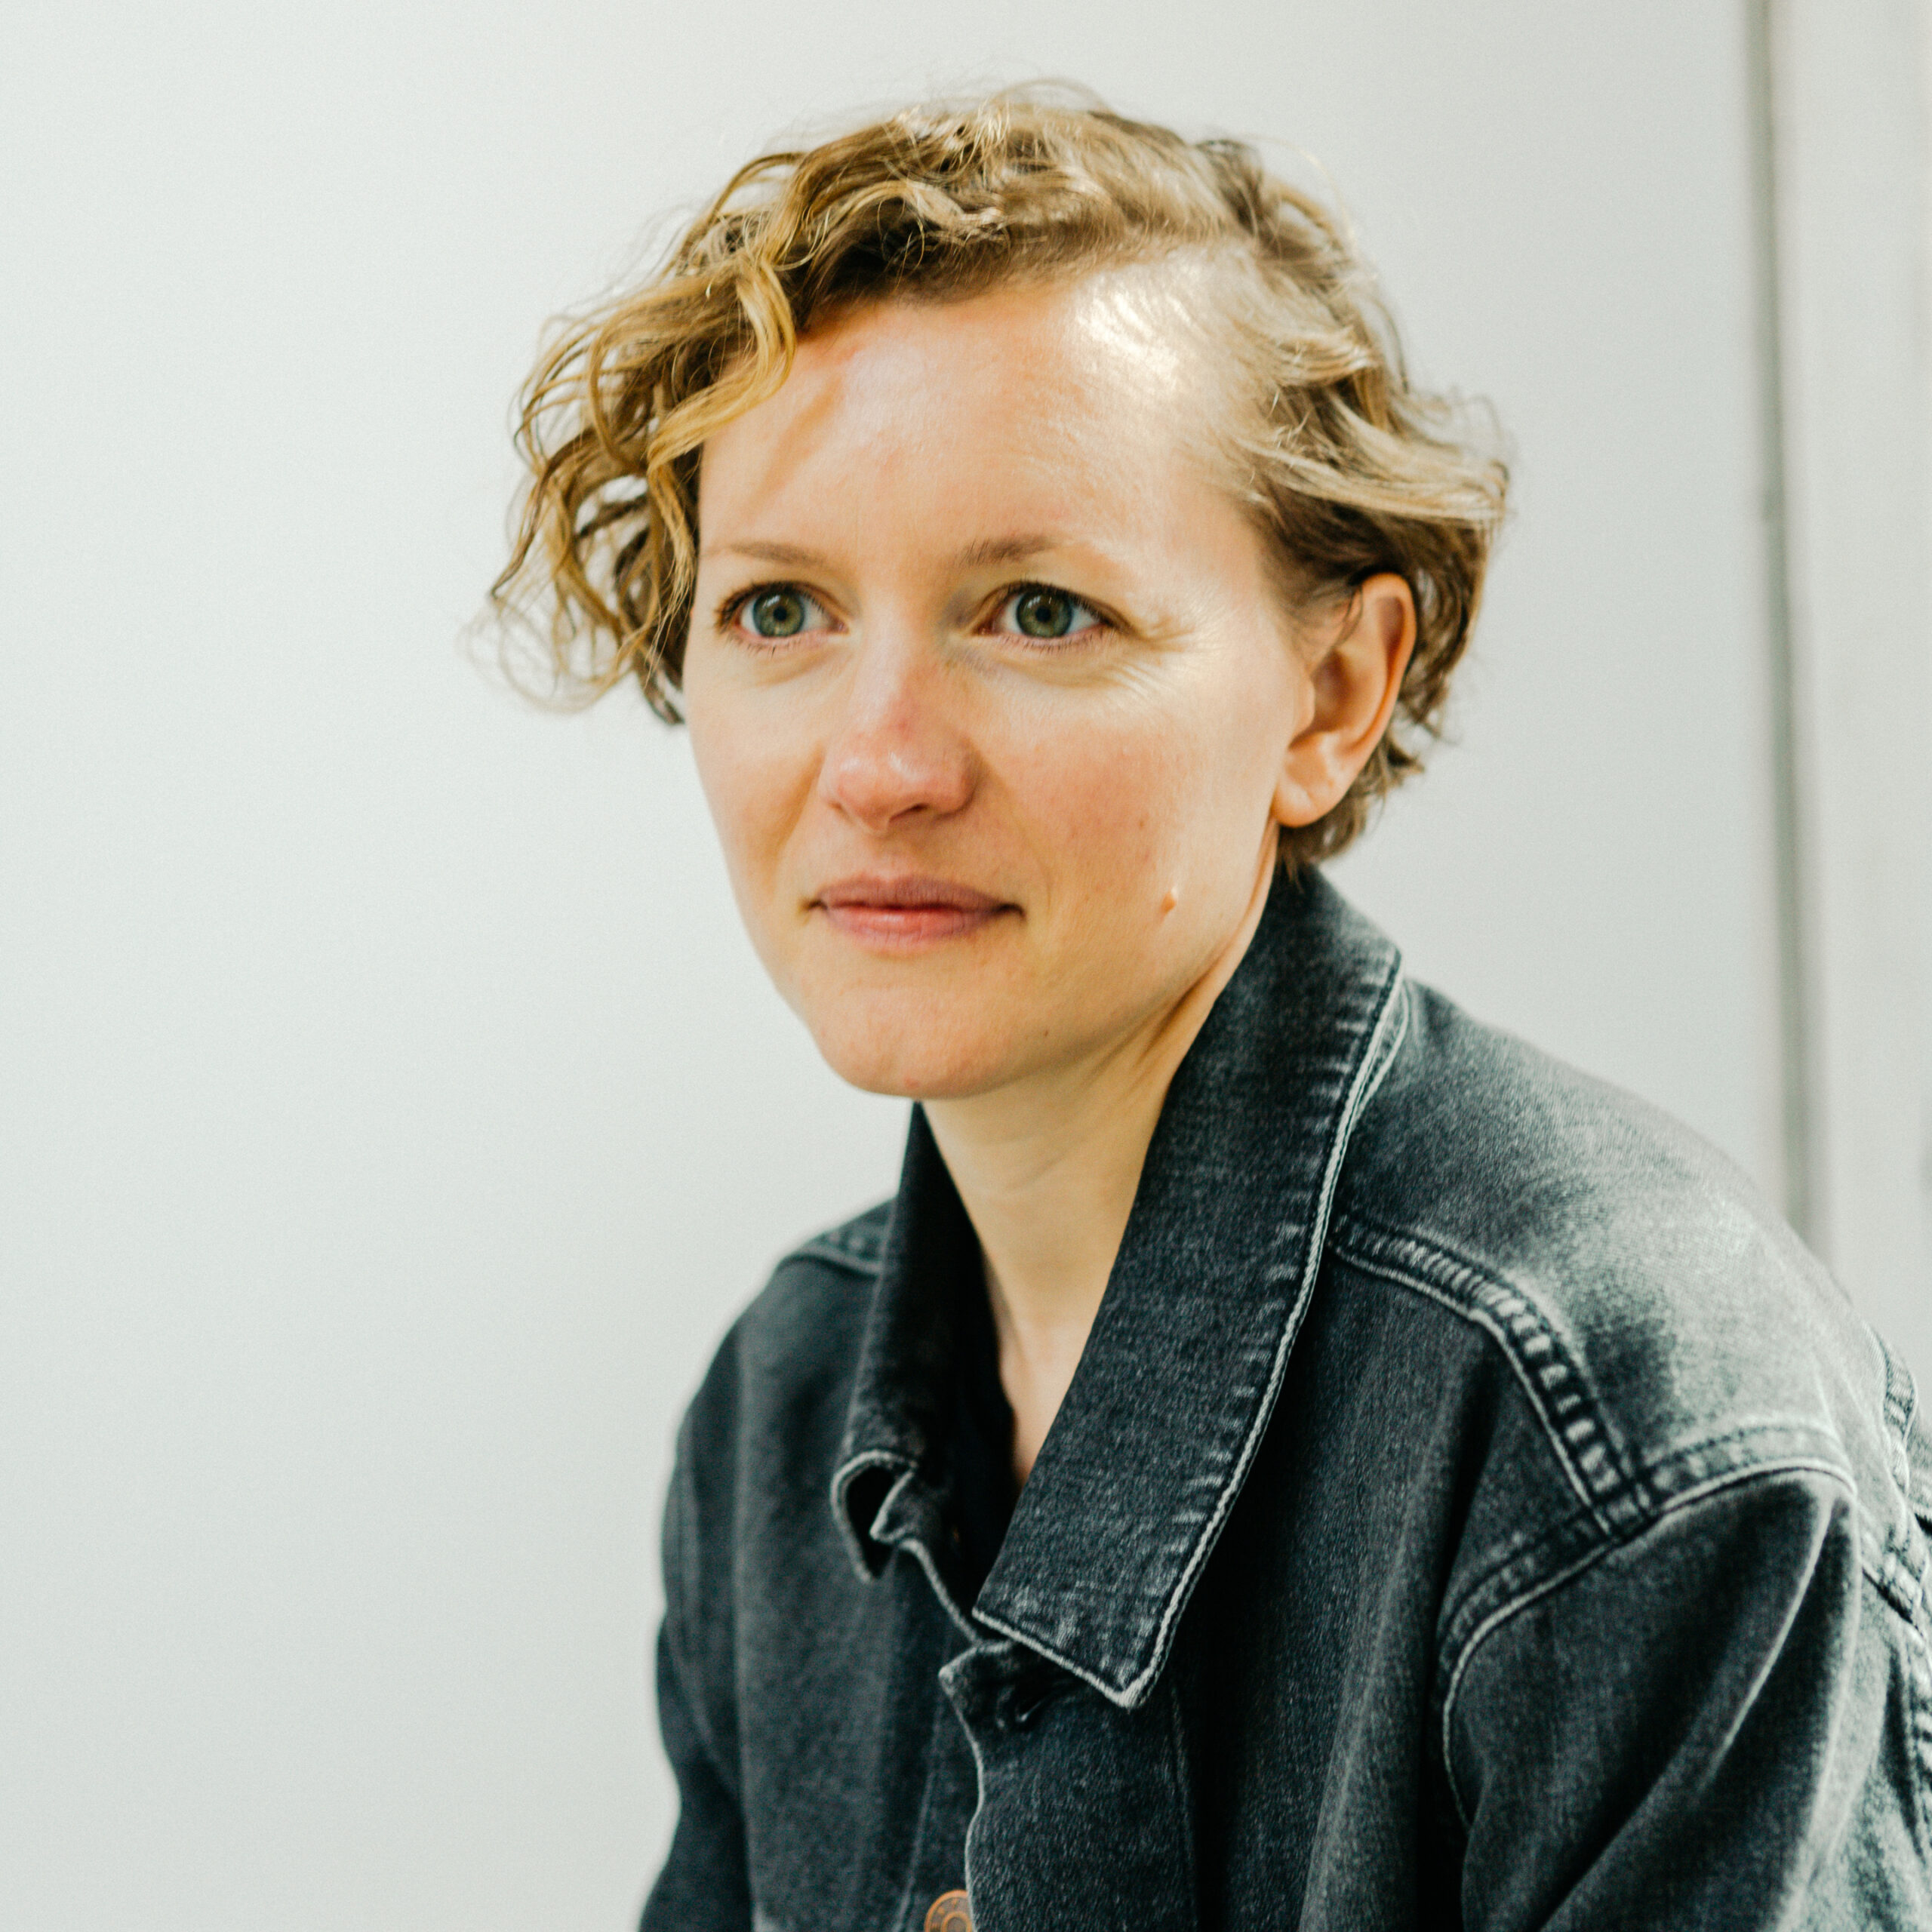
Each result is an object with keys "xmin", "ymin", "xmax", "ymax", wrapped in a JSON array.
[{"xmin": 3, "ymin": 3, "xmax": 1926, "ymax": 1926}]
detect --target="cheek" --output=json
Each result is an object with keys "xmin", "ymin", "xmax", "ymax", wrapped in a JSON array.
[
  {"xmin": 1008, "ymin": 704, "xmax": 1223, "ymax": 931},
  {"xmin": 683, "ymin": 685, "xmax": 811, "ymax": 906},
  {"xmin": 1018, "ymin": 683, "xmax": 1278, "ymax": 897},
  {"xmin": 1052, "ymin": 737, "xmax": 1180, "ymax": 868}
]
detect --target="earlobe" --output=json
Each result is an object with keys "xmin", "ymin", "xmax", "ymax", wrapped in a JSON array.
[{"xmin": 1271, "ymin": 573, "xmax": 1417, "ymax": 829}]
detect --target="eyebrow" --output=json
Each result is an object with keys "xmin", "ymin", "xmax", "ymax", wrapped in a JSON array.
[
  {"xmin": 705, "ymin": 539, "xmax": 831, "ymax": 568},
  {"xmin": 705, "ymin": 534, "xmax": 1069, "ymax": 571}
]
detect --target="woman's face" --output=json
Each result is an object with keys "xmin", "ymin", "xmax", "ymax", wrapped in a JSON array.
[{"xmin": 683, "ymin": 271, "xmax": 1321, "ymax": 1101}]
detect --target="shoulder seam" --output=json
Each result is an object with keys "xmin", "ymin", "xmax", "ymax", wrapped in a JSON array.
[
  {"xmin": 1330, "ymin": 1211, "xmax": 1863, "ymax": 1549},
  {"xmin": 1329, "ymin": 1211, "xmax": 1629, "ymax": 1532},
  {"xmin": 1435, "ymin": 1457, "xmax": 1862, "ymax": 1835},
  {"xmin": 784, "ymin": 1203, "xmax": 891, "ymax": 1278}
]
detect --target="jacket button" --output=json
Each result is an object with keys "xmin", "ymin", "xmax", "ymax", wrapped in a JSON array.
[{"xmin": 924, "ymin": 1890, "xmax": 972, "ymax": 1932}]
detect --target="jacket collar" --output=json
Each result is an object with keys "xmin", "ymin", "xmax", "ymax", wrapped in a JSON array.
[{"xmin": 829, "ymin": 869, "xmax": 1408, "ymax": 1708}]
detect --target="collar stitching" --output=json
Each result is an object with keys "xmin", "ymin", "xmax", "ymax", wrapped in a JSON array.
[
  {"xmin": 977, "ymin": 952, "xmax": 1408, "ymax": 1709},
  {"xmin": 1106, "ymin": 951, "xmax": 1407, "ymax": 1707},
  {"xmin": 828, "ymin": 1447, "xmax": 914, "ymax": 1582}
]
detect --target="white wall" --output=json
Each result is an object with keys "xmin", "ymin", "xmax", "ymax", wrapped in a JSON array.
[
  {"xmin": 1768, "ymin": 0, "xmax": 1932, "ymax": 1389},
  {"xmin": 0, "ymin": 3, "xmax": 1918, "ymax": 1926}
]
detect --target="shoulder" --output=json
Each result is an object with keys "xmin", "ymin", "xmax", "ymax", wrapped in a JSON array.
[
  {"xmin": 673, "ymin": 1198, "xmax": 889, "ymax": 1517},
  {"xmin": 657, "ymin": 1201, "xmax": 892, "ymax": 1783},
  {"xmin": 1324, "ymin": 985, "xmax": 1932, "ymax": 1916},
  {"xmin": 731, "ymin": 1196, "xmax": 889, "ymax": 1374},
  {"xmin": 1330, "ymin": 981, "xmax": 1913, "ymax": 1561}
]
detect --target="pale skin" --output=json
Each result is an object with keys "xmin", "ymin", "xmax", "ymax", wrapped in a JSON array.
[{"xmin": 682, "ymin": 268, "xmax": 1415, "ymax": 1488}]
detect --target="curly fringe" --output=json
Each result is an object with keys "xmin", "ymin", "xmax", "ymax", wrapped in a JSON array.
[{"xmin": 493, "ymin": 88, "xmax": 1509, "ymax": 869}]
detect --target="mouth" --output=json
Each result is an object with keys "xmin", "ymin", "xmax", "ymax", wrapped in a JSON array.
[{"xmin": 811, "ymin": 875, "xmax": 1017, "ymax": 949}]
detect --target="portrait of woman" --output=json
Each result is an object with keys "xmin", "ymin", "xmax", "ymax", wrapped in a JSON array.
[
  {"xmin": 14, "ymin": 0, "xmax": 1932, "ymax": 1918},
  {"xmin": 495, "ymin": 95, "xmax": 1932, "ymax": 1930}
]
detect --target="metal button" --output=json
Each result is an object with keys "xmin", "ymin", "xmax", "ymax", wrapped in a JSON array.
[{"xmin": 924, "ymin": 1889, "xmax": 972, "ymax": 1932}]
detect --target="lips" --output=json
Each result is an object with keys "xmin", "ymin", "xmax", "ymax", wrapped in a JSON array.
[{"xmin": 812, "ymin": 875, "xmax": 1014, "ymax": 948}]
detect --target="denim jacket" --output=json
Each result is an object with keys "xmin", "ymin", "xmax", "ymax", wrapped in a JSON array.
[{"xmin": 642, "ymin": 872, "xmax": 1932, "ymax": 1930}]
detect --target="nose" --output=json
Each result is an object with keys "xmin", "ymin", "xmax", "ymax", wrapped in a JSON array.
[{"xmin": 817, "ymin": 629, "xmax": 975, "ymax": 832}]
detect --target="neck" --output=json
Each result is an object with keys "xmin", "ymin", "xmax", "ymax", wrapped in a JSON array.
[{"xmin": 922, "ymin": 841, "xmax": 1278, "ymax": 1485}]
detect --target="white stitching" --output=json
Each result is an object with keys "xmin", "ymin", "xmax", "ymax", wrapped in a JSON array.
[{"xmin": 1107, "ymin": 957, "xmax": 1409, "ymax": 1709}]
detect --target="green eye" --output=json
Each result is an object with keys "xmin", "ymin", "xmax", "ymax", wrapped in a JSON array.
[
  {"xmin": 742, "ymin": 587, "xmax": 815, "ymax": 637},
  {"xmin": 1014, "ymin": 588, "xmax": 1076, "ymax": 638},
  {"xmin": 995, "ymin": 586, "xmax": 1102, "ymax": 641}
]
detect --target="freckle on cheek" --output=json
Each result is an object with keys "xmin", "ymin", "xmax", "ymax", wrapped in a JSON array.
[{"xmin": 1161, "ymin": 887, "xmax": 1180, "ymax": 914}]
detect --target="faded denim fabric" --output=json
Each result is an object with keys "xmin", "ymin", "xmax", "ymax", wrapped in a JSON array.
[{"xmin": 642, "ymin": 872, "xmax": 1932, "ymax": 1931}]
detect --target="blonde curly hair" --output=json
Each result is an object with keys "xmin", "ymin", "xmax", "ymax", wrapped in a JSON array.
[{"xmin": 494, "ymin": 90, "xmax": 1507, "ymax": 868}]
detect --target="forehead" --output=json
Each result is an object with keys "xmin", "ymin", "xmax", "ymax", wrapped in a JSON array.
[{"xmin": 695, "ymin": 266, "xmax": 1232, "ymax": 540}]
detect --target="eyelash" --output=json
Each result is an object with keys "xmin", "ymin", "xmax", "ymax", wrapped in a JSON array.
[
  {"xmin": 715, "ymin": 580, "xmax": 1115, "ymax": 648},
  {"xmin": 715, "ymin": 584, "xmax": 836, "ymax": 649},
  {"xmin": 987, "ymin": 585, "xmax": 1109, "ymax": 645}
]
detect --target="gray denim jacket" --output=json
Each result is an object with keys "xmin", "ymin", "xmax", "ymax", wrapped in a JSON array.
[{"xmin": 643, "ymin": 872, "xmax": 1932, "ymax": 1930}]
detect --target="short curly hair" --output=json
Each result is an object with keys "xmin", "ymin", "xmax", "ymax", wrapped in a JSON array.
[{"xmin": 494, "ymin": 89, "xmax": 1508, "ymax": 869}]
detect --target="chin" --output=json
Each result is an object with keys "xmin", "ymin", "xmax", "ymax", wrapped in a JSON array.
[{"xmin": 805, "ymin": 1008, "xmax": 1015, "ymax": 1101}]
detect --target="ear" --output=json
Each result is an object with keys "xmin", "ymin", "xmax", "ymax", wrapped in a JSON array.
[{"xmin": 1272, "ymin": 573, "xmax": 1417, "ymax": 829}]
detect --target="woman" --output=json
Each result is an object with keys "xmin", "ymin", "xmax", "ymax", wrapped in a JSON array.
[{"xmin": 497, "ymin": 96, "xmax": 1931, "ymax": 1931}]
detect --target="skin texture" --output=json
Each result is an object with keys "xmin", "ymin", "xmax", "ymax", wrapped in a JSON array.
[{"xmin": 684, "ymin": 270, "xmax": 1414, "ymax": 1484}]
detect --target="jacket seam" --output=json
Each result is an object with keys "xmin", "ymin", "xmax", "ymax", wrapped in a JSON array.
[
  {"xmin": 1876, "ymin": 1336, "xmax": 1932, "ymax": 1851},
  {"xmin": 1905, "ymin": 1568, "xmax": 1932, "ymax": 1866},
  {"xmin": 1324, "ymin": 1211, "xmax": 1921, "ymax": 1831},
  {"xmin": 1103, "ymin": 951, "xmax": 1408, "ymax": 1708},
  {"xmin": 1873, "ymin": 1331, "xmax": 1932, "ymax": 1613},
  {"xmin": 789, "ymin": 1210, "xmax": 891, "ymax": 1278},
  {"xmin": 1329, "ymin": 1215, "xmax": 1876, "ymax": 1561},
  {"xmin": 1328, "ymin": 1214, "xmax": 1629, "ymax": 1534},
  {"xmin": 1435, "ymin": 1457, "xmax": 1860, "ymax": 1835}
]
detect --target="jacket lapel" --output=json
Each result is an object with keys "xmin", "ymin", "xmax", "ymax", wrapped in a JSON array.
[{"xmin": 833, "ymin": 871, "xmax": 1407, "ymax": 1706}]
